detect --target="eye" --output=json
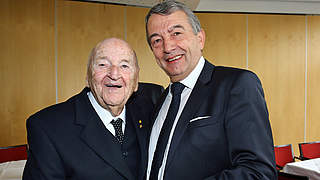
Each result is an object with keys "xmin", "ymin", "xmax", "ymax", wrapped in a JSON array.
[
  {"xmin": 119, "ymin": 61, "xmax": 131, "ymax": 70},
  {"xmin": 155, "ymin": 39, "xmax": 161, "ymax": 43},
  {"xmin": 95, "ymin": 60, "xmax": 110, "ymax": 68},
  {"xmin": 151, "ymin": 38, "xmax": 162, "ymax": 47},
  {"xmin": 173, "ymin": 31, "xmax": 182, "ymax": 36},
  {"xmin": 121, "ymin": 64, "xmax": 129, "ymax": 68}
]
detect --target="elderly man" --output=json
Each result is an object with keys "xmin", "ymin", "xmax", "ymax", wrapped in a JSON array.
[
  {"xmin": 23, "ymin": 38, "xmax": 162, "ymax": 180},
  {"xmin": 145, "ymin": 1, "xmax": 277, "ymax": 180}
]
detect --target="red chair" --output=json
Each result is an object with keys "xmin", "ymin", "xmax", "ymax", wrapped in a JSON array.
[
  {"xmin": 274, "ymin": 144, "xmax": 297, "ymax": 170},
  {"xmin": 0, "ymin": 144, "xmax": 28, "ymax": 163},
  {"xmin": 298, "ymin": 141, "xmax": 320, "ymax": 160}
]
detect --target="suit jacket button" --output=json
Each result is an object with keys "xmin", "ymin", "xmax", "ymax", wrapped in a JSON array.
[{"xmin": 122, "ymin": 151, "xmax": 128, "ymax": 157}]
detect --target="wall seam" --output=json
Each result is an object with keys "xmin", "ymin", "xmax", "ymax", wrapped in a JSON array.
[
  {"xmin": 246, "ymin": 15, "xmax": 249, "ymax": 69},
  {"xmin": 124, "ymin": 6, "xmax": 127, "ymax": 40},
  {"xmin": 54, "ymin": 0, "xmax": 58, "ymax": 104},
  {"xmin": 304, "ymin": 15, "xmax": 308, "ymax": 142}
]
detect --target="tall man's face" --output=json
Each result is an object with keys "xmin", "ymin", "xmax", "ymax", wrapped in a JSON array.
[
  {"xmin": 87, "ymin": 38, "xmax": 139, "ymax": 116},
  {"xmin": 147, "ymin": 10, "xmax": 205, "ymax": 82}
]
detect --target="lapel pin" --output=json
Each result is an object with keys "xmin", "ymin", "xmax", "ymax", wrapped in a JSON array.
[{"xmin": 139, "ymin": 120, "xmax": 143, "ymax": 128}]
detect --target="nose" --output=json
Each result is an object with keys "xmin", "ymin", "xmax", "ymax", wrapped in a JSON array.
[
  {"xmin": 109, "ymin": 65, "xmax": 120, "ymax": 80},
  {"xmin": 163, "ymin": 37, "xmax": 176, "ymax": 53}
]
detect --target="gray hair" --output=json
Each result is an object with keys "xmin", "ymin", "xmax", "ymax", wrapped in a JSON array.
[{"xmin": 145, "ymin": 0, "xmax": 202, "ymax": 47}]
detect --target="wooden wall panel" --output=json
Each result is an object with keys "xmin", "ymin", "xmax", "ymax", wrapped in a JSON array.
[
  {"xmin": 0, "ymin": 0, "xmax": 55, "ymax": 146},
  {"xmin": 1, "ymin": 0, "xmax": 319, "ymax": 150},
  {"xmin": 248, "ymin": 15, "xmax": 306, "ymax": 154},
  {"xmin": 57, "ymin": 1, "xmax": 125, "ymax": 102},
  {"xmin": 126, "ymin": 6, "xmax": 169, "ymax": 87},
  {"xmin": 196, "ymin": 13, "xmax": 247, "ymax": 69},
  {"xmin": 307, "ymin": 16, "xmax": 320, "ymax": 142}
]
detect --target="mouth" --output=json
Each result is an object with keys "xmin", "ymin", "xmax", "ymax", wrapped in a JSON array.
[
  {"xmin": 167, "ymin": 55, "xmax": 183, "ymax": 62},
  {"xmin": 105, "ymin": 84, "xmax": 122, "ymax": 88}
]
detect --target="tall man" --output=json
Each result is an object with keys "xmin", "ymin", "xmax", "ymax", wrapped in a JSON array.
[
  {"xmin": 145, "ymin": 1, "xmax": 277, "ymax": 179},
  {"xmin": 23, "ymin": 38, "xmax": 162, "ymax": 180}
]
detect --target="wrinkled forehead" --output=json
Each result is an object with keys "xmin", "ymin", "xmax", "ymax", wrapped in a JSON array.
[
  {"xmin": 148, "ymin": 11, "xmax": 189, "ymax": 33},
  {"xmin": 93, "ymin": 41, "xmax": 134, "ymax": 63}
]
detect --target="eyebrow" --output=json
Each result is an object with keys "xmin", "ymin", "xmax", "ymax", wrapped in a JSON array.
[
  {"xmin": 149, "ymin": 33, "xmax": 160, "ymax": 41},
  {"xmin": 120, "ymin": 59, "xmax": 131, "ymax": 64},
  {"xmin": 168, "ymin": 24, "xmax": 185, "ymax": 32},
  {"xmin": 149, "ymin": 24, "xmax": 185, "ymax": 40},
  {"xmin": 95, "ymin": 56, "xmax": 108, "ymax": 60},
  {"xmin": 95, "ymin": 58, "xmax": 132, "ymax": 65}
]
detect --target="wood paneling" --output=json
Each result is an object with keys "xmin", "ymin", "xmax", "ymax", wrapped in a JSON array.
[
  {"xmin": 0, "ymin": 0, "xmax": 55, "ymax": 146},
  {"xmin": 248, "ymin": 15, "xmax": 306, "ymax": 154},
  {"xmin": 1, "ymin": 0, "xmax": 319, "ymax": 150},
  {"xmin": 57, "ymin": 1, "xmax": 125, "ymax": 102},
  {"xmin": 307, "ymin": 16, "xmax": 320, "ymax": 142},
  {"xmin": 196, "ymin": 13, "xmax": 247, "ymax": 69},
  {"xmin": 126, "ymin": 6, "xmax": 169, "ymax": 87}
]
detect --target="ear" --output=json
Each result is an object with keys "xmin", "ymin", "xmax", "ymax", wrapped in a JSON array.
[
  {"xmin": 85, "ymin": 75, "xmax": 90, "ymax": 88},
  {"xmin": 197, "ymin": 29, "xmax": 206, "ymax": 50},
  {"xmin": 134, "ymin": 82, "xmax": 139, "ymax": 92},
  {"xmin": 134, "ymin": 72, "xmax": 139, "ymax": 92}
]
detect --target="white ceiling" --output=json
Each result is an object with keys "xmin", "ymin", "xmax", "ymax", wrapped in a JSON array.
[
  {"xmin": 84, "ymin": 0, "xmax": 200, "ymax": 10},
  {"xmin": 83, "ymin": 0, "xmax": 320, "ymax": 14}
]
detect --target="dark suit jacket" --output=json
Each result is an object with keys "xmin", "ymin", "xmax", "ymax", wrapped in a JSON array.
[
  {"xmin": 153, "ymin": 60, "xmax": 277, "ymax": 179},
  {"xmin": 23, "ymin": 86, "xmax": 161, "ymax": 180},
  {"xmin": 135, "ymin": 82, "xmax": 164, "ymax": 105}
]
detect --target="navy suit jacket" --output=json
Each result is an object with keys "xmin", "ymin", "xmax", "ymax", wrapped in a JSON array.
[
  {"xmin": 23, "ymin": 86, "xmax": 161, "ymax": 180},
  {"xmin": 153, "ymin": 60, "xmax": 277, "ymax": 179}
]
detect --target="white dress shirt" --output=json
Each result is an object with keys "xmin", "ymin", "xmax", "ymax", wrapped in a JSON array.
[
  {"xmin": 87, "ymin": 91, "xmax": 126, "ymax": 135},
  {"xmin": 147, "ymin": 57, "xmax": 205, "ymax": 180}
]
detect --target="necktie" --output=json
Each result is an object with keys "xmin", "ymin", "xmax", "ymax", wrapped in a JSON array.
[
  {"xmin": 111, "ymin": 118, "xmax": 124, "ymax": 144},
  {"xmin": 149, "ymin": 82, "xmax": 185, "ymax": 180}
]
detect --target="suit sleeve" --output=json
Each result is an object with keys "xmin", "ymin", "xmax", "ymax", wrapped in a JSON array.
[
  {"xmin": 206, "ymin": 71, "xmax": 277, "ymax": 180},
  {"xmin": 136, "ymin": 82, "xmax": 164, "ymax": 105},
  {"xmin": 23, "ymin": 115, "xmax": 66, "ymax": 180}
]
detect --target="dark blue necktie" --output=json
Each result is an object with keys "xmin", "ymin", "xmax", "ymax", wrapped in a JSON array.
[
  {"xmin": 111, "ymin": 118, "xmax": 124, "ymax": 144},
  {"xmin": 149, "ymin": 82, "xmax": 185, "ymax": 180}
]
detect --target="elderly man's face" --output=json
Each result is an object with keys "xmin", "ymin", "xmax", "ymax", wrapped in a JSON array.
[{"xmin": 88, "ymin": 39, "xmax": 138, "ymax": 115}]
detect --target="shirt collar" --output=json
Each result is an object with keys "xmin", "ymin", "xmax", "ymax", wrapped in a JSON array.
[
  {"xmin": 87, "ymin": 91, "xmax": 126, "ymax": 125},
  {"xmin": 178, "ymin": 56, "xmax": 205, "ymax": 90}
]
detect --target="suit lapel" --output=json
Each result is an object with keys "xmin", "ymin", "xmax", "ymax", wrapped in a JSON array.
[
  {"xmin": 75, "ymin": 89, "xmax": 134, "ymax": 180},
  {"xmin": 126, "ymin": 101, "xmax": 148, "ymax": 179},
  {"xmin": 166, "ymin": 61, "xmax": 215, "ymax": 168}
]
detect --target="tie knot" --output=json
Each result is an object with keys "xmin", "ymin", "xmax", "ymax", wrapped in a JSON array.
[
  {"xmin": 111, "ymin": 118, "xmax": 122, "ymax": 127},
  {"xmin": 171, "ymin": 82, "xmax": 185, "ymax": 96}
]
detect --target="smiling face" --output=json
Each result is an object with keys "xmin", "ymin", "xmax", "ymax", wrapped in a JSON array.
[
  {"xmin": 87, "ymin": 38, "xmax": 139, "ymax": 116},
  {"xmin": 147, "ymin": 10, "xmax": 205, "ymax": 82}
]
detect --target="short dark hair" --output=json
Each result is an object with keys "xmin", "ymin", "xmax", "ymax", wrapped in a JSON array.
[{"xmin": 145, "ymin": 0, "xmax": 202, "ymax": 47}]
